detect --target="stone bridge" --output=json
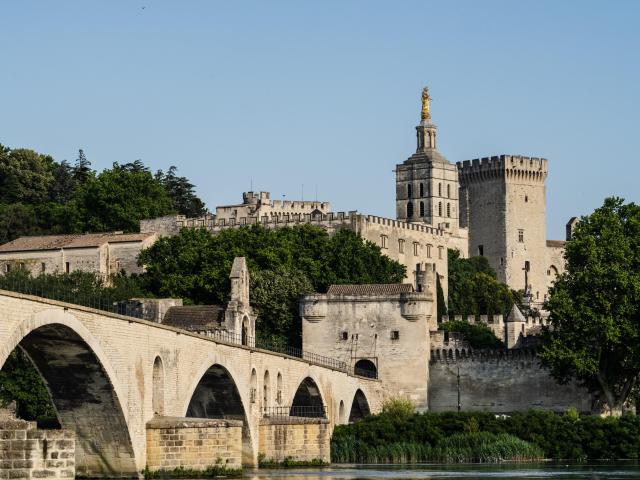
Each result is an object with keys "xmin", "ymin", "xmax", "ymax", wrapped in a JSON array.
[{"xmin": 0, "ymin": 290, "xmax": 382, "ymax": 477}]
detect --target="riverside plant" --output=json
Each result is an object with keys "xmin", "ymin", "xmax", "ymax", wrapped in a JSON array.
[{"xmin": 331, "ymin": 432, "xmax": 543, "ymax": 464}]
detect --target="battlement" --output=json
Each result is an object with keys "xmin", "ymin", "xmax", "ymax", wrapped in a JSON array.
[
  {"xmin": 266, "ymin": 200, "xmax": 331, "ymax": 211},
  {"xmin": 430, "ymin": 346, "xmax": 537, "ymax": 364},
  {"xmin": 365, "ymin": 215, "xmax": 445, "ymax": 236},
  {"xmin": 457, "ymin": 154, "xmax": 548, "ymax": 184}
]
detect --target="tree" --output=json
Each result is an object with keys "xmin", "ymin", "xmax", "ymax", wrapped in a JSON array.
[
  {"xmin": 157, "ymin": 166, "xmax": 207, "ymax": 217},
  {"xmin": 440, "ymin": 320, "xmax": 505, "ymax": 349},
  {"xmin": 74, "ymin": 161, "xmax": 174, "ymax": 232},
  {"xmin": 0, "ymin": 146, "xmax": 55, "ymax": 204},
  {"xmin": 539, "ymin": 197, "xmax": 640, "ymax": 413},
  {"xmin": 72, "ymin": 149, "xmax": 92, "ymax": 184},
  {"xmin": 138, "ymin": 225, "xmax": 406, "ymax": 346},
  {"xmin": 447, "ymin": 249, "xmax": 515, "ymax": 317}
]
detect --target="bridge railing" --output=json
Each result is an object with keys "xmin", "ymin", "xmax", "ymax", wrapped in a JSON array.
[
  {"xmin": 262, "ymin": 405, "xmax": 327, "ymax": 418},
  {"xmin": 0, "ymin": 274, "xmax": 378, "ymax": 380}
]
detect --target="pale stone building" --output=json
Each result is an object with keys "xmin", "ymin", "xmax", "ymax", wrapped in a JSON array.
[
  {"xmin": 301, "ymin": 281, "xmax": 435, "ymax": 411},
  {"xmin": 0, "ymin": 232, "xmax": 157, "ymax": 279}
]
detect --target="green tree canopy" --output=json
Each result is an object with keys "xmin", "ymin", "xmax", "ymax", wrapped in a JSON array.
[
  {"xmin": 539, "ymin": 197, "xmax": 640, "ymax": 413},
  {"xmin": 440, "ymin": 320, "xmax": 505, "ymax": 349},
  {"xmin": 73, "ymin": 161, "xmax": 174, "ymax": 233},
  {"xmin": 156, "ymin": 166, "xmax": 207, "ymax": 217},
  {"xmin": 138, "ymin": 225, "xmax": 406, "ymax": 346},
  {"xmin": 447, "ymin": 249, "xmax": 515, "ymax": 317}
]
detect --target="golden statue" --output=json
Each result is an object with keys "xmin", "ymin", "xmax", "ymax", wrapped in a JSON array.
[{"xmin": 421, "ymin": 87, "xmax": 432, "ymax": 121}]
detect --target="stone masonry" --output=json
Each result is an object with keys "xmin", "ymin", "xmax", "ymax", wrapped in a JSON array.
[
  {"xmin": 146, "ymin": 417, "xmax": 243, "ymax": 472},
  {"xmin": 258, "ymin": 418, "xmax": 330, "ymax": 464},
  {"xmin": 0, "ymin": 405, "xmax": 75, "ymax": 480}
]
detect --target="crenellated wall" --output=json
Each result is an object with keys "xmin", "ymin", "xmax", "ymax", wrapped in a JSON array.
[{"xmin": 428, "ymin": 348, "xmax": 592, "ymax": 413}]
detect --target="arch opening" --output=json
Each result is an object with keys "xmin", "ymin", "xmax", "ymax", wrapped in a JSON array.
[
  {"xmin": 348, "ymin": 389, "xmax": 371, "ymax": 423},
  {"xmin": 338, "ymin": 400, "xmax": 345, "ymax": 424},
  {"xmin": 152, "ymin": 356, "xmax": 165, "ymax": 415},
  {"xmin": 186, "ymin": 363, "xmax": 253, "ymax": 466},
  {"xmin": 290, "ymin": 377, "xmax": 325, "ymax": 418},
  {"xmin": 263, "ymin": 370, "xmax": 271, "ymax": 410},
  {"xmin": 354, "ymin": 358, "xmax": 377, "ymax": 379},
  {"xmin": 2, "ymin": 323, "xmax": 137, "ymax": 477}
]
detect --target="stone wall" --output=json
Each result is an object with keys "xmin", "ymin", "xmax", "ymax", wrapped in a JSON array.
[
  {"xmin": 428, "ymin": 349, "xmax": 592, "ymax": 413},
  {"xmin": 0, "ymin": 407, "xmax": 75, "ymax": 480},
  {"xmin": 146, "ymin": 417, "xmax": 243, "ymax": 472},
  {"xmin": 258, "ymin": 418, "xmax": 330, "ymax": 464}
]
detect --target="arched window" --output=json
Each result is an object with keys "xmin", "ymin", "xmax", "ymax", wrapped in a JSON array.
[
  {"xmin": 407, "ymin": 184, "xmax": 412, "ymax": 198},
  {"xmin": 438, "ymin": 202, "xmax": 442, "ymax": 217},
  {"xmin": 419, "ymin": 201, "xmax": 425, "ymax": 217},
  {"xmin": 419, "ymin": 183, "xmax": 424, "ymax": 197},
  {"xmin": 276, "ymin": 372, "xmax": 283, "ymax": 404},
  {"xmin": 339, "ymin": 400, "xmax": 345, "ymax": 424},
  {"xmin": 447, "ymin": 184, "xmax": 451, "ymax": 198},
  {"xmin": 250, "ymin": 368, "xmax": 257, "ymax": 403},
  {"xmin": 263, "ymin": 370, "xmax": 271, "ymax": 409},
  {"xmin": 447, "ymin": 203, "xmax": 451, "ymax": 217},
  {"xmin": 152, "ymin": 356, "xmax": 164, "ymax": 415},
  {"xmin": 438, "ymin": 183, "xmax": 442, "ymax": 196},
  {"xmin": 407, "ymin": 202, "xmax": 413, "ymax": 218}
]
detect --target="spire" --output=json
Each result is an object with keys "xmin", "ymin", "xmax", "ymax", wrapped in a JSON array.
[
  {"xmin": 506, "ymin": 304, "xmax": 526, "ymax": 323},
  {"xmin": 416, "ymin": 87, "xmax": 437, "ymax": 152}
]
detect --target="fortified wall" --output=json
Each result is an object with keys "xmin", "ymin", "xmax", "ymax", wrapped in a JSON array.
[{"xmin": 428, "ymin": 348, "xmax": 592, "ymax": 413}]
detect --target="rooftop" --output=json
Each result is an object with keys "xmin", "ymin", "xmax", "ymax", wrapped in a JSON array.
[
  {"xmin": 162, "ymin": 305, "xmax": 226, "ymax": 331},
  {"xmin": 327, "ymin": 283, "xmax": 415, "ymax": 296},
  {"xmin": 0, "ymin": 232, "xmax": 156, "ymax": 253}
]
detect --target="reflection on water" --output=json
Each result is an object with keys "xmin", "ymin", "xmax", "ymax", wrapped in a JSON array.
[{"xmin": 243, "ymin": 463, "xmax": 640, "ymax": 480}]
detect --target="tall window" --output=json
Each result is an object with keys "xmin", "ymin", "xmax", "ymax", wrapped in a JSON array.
[
  {"xmin": 426, "ymin": 244, "xmax": 432, "ymax": 258},
  {"xmin": 65, "ymin": 262, "xmax": 70, "ymax": 274},
  {"xmin": 518, "ymin": 229, "xmax": 524, "ymax": 243},
  {"xmin": 407, "ymin": 184, "xmax": 412, "ymax": 198},
  {"xmin": 438, "ymin": 246, "xmax": 444, "ymax": 259},
  {"xmin": 413, "ymin": 242, "xmax": 419, "ymax": 256},
  {"xmin": 446, "ymin": 203, "xmax": 451, "ymax": 217},
  {"xmin": 447, "ymin": 184, "xmax": 451, "ymax": 198},
  {"xmin": 438, "ymin": 202, "xmax": 442, "ymax": 217},
  {"xmin": 478, "ymin": 245, "xmax": 484, "ymax": 256},
  {"xmin": 419, "ymin": 201, "xmax": 425, "ymax": 217},
  {"xmin": 438, "ymin": 183, "xmax": 442, "ymax": 196},
  {"xmin": 419, "ymin": 183, "xmax": 424, "ymax": 197},
  {"xmin": 407, "ymin": 202, "xmax": 414, "ymax": 218},
  {"xmin": 398, "ymin": 239, "xmax": 405, "ymax": 253},
  {"xmin": 380, "ymin": 234, "xmax": 387, "ymax": 249}
]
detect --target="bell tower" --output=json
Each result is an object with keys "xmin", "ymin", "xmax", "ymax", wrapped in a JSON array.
[{"xmin": 395, "ymin": 87, "xmax": 459, "ymax": 233}]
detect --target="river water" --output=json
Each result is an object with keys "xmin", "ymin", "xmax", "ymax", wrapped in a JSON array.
[{"xmin": 245, "ymin": 464, "xmax": 640, "ymax": 480}]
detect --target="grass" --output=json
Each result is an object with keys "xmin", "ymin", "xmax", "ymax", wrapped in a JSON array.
[
  {"xmin": 143, "ymin": 465, "xmax": 243, "ymax": 478},
  {"xmin": 257, "ymin": 454, "xmax": 329, "ymax": 468},
  {"xmin": 331, "ymin": 432, "xmax": 544, "ymax": 464}
]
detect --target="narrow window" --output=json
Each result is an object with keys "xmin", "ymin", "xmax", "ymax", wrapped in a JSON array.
[
  {"xmin": 41, "ymin": 263, "xmax": 46, "ymax": 273},
  {"xmin": 446, "ymin": 203, "xmax": 451, "ymax": 218},
  {"xmin": 447, "ymin": 184, "xmax": 451, "ymax": 198},
  {"xmin": 419, "ymin": 183, "xmax": 424, "ymax": 197},
  {"xmin": 426, "ymin": 244, "xmax": 432, "ymax": 258},
  {"xmin": 341, "ymin": 331, "xmax": 348, "ymax": 341},
  {"xmin": 524, "ymin": 261, "xmax": 530, "ymax": 272},
  {"xmin": 500, "ymin": 257, "xmax": 504, "ymax": 266},
  {"xmin": 407, "ymin": 202, "xmax": 413, "ymax": 218},
  {"xmin": 525, "ymin": 195, "xmax": 528, "ymax": 202},
  {"xmin": 5, "ymin": 264, "xmax": 11, "ymax": 273},
  {"xmin": 438, "ymin": 246, "xmax": 444, "ymax": 259},
  {"xmin": 438, "ymin": 202, "xmax": 442, "ymax": 217},
  {"xmin": 478, "ymin": 245, "xmax": 484, "ymax": 256},
  {"xmin": 398, "ymin": 239, "xmax": 404, "ymax": 253},
  {"xmin": 518, "ymin": 229, "xmax": 524, "ymax": 243},
  {"xmin": 438, "ymin": 183, "xmax": 442, "ymax": 196},
  {"xmin": 19, "ymin": 262, "xmax": 25, "ymax": 270},
  {"xmin": 65, "ymin": 262, "xmax": 70, "ymax": 274},
  {"xmin": 413, "ymin": 242, "xmax": 419, "ymax": 256},
  {"xmin": 380, "ymin": 234, "xmax": 387, "ymax": 249},
  {"xmin": 407, "ymin": 184, "xmax": 412, "ymax": 198},
  {"xmin": 419, "ymin": 201, "xmax": 425, "ymax": 217},
  {"xmin": 390, "ymin": 330, "xmax": 400, "ymax": 340}
]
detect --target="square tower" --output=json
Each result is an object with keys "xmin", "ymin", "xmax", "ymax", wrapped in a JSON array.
[
  {"xmin": 457, "ymin": 155, "xmax": 548, "ymax": 303},
  {"xmin": 395, "ymin": 88, "xmax": 460, "ymax": 233}
]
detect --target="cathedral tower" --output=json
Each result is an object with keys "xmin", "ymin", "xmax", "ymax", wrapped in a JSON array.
[
  {"xmin": 395, "ymin": 88, "xmax": 460, "ymax": 233},
  {"xmin": 457, "ymin": 155, "xmax": 548, "ymax": 304}
]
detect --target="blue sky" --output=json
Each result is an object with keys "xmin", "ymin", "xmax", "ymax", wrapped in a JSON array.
[{"xmin": 1, "ymin": 1, "xmax": 638, "ymax": 239}]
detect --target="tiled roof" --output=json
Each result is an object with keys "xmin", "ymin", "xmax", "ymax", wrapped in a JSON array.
[
  {"xmin": 162, "ymin": 305, "xmax": 226, "ymax": 330},
  {"xmin": 327, "ymin": 284, "xmax": 414, "ymax": 296},
  {"xmin": 546, "ymin": 240, "xmax": 566, "ymax": 248},
  {"xmin": 0, "ymin": 232, "xmax": 155, "ymax": 253}
]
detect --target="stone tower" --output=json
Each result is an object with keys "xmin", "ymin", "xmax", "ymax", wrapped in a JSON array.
[
  {"xmin": 395, "ymin": 88, "xmax": 460, "ymax": 233},
  {"xmin": 457, "ymin": 155, "xmax": 548, "ymax": 304}
]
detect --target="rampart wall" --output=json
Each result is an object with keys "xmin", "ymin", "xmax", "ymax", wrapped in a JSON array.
[{"xmin": 428, "ymin": 349, "xmax": 591, "ymax": 413}]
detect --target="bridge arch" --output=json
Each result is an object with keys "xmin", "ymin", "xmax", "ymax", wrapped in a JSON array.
[
  {"xmin": 290, "ymin": 376, "xmax": 326, "ymax": 417},
  {"xmin": 1, "ymin": 308, "xmax": 137, "ymax": 477},
  {"xmin": 348, "ymin": 388, "xmax": 371, "ymax": 423},
  {"xmin": 185, "ymin": 362, "xmax": 254, "ymax": 466}
]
